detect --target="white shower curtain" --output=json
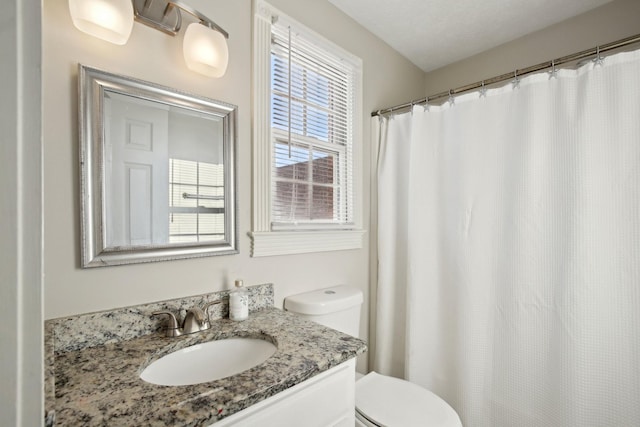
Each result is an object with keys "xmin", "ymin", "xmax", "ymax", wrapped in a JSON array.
[{"xmin": 374, "ymin": 49, "xmax": 640, "ymax": 427}]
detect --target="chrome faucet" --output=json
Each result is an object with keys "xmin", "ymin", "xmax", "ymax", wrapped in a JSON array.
[{"xmin": 152, "ymin": 300, "xmax": 222, "ymax": 337}]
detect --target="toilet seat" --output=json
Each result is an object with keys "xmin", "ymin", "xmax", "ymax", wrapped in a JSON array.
[{"xmin": 355, "ymin": 372, "xmax": 462, "ymax": 427}]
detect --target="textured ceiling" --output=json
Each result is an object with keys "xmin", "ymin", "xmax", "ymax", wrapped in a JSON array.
[{"xmin": 328, "ymin": 0, "xmax": 612, "ymax": 72}]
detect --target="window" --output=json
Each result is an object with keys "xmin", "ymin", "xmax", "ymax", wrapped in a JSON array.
[
  {"xmin": 270, "ymin": 27, "xmax": 352, "ymax": 228},
  {"xmin": 250, "ymin": 1, "xmax": 365, "ymax": 256}
]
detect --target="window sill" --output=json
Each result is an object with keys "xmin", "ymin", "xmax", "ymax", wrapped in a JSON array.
[{"xmin": 248, "ymin": 229, "xmax": 366, "ymax": 257}]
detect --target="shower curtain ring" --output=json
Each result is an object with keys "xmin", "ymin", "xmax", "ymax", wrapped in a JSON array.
[
  {"xmin": 480, "ymin": 80, "xmax": 487, "ymax": 98},
  {"xmin": 512, "ymin": 69, "xmax": 520, "ymax": 89},
  {"xmin": 448, "ymin": 89, "xmax": 455, "ymax": 106},
  {"xmin": 594, "ymin": 45, "xmax": 604, "ymax": 66}
]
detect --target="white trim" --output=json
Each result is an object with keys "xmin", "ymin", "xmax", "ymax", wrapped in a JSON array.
[
  {"xmin": 252, "ymin": 1, "xmax": 273, "ymax": 232},
  {"xmin": 249, "ymin": 230, "xmax": 365, "ymax": 257},
  {"xmin": 250, "ymin": 0, "xmax": 365, "ymax": 256},
  {"xmin": 0, "ymin": 1, "xmax": 44, "ymax": 425}
]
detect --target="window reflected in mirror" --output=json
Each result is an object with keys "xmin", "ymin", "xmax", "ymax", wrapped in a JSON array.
[{"xmin": 169, "ymin": 159, "xmax": 225, "ymax": 243}]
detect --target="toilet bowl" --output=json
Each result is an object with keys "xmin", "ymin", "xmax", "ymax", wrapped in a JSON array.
[
  {"xmin": 284, "ymin": 285, "xmax": 462, "ymax": 427},
  {"xmin": 355, "ymin": 372, "xmax": 461, "ymax": 427}
]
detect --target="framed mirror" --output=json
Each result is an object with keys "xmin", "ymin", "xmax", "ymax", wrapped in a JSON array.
[{"xmin": 79, "ymin": 65, "xmax": 238, "ymax": 267}]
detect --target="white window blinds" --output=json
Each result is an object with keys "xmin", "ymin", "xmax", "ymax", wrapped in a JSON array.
[{"xmin": 270, "ymin": 18, "xmax": 358, "ymax": 229}]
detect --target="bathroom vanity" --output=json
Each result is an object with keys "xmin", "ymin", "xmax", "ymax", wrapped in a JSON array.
[{"xmin": 45, "ymin": 284, "xmax": 366, "ymax": 426}]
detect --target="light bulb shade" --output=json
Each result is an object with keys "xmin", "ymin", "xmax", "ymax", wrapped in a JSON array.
[
  {"xmin": 68, "ymin": 0, "xmax": 134, "ymax": 45},
  {"xmin": 183, "ymin": 23, "xmax": 229, "ymax": 78}
]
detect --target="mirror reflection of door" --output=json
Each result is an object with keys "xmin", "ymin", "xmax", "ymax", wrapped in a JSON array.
[{"xmin": 104, "ymin": 92, "xmax": 170, "ymax": 247}]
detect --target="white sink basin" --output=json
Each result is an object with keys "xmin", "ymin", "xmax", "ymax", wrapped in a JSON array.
[{"xmin": 140, "ymin": 338, "xmax": 277, "ymax": 386}]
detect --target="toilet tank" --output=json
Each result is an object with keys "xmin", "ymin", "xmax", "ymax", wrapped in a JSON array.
[{"xmin": 284, "ymin": 285, "xmax": 363, "ymax": 337}]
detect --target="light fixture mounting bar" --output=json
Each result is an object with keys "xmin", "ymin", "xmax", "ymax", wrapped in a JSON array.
[
  {"xmin": 133, "ymin": 0, "xmax": 181, "ymax": 35},
  {"xmin": 132, "ymin": 0, "xmax": 229, "ymax": 38},
  {"xmin": 169, "ymin": 1, "xmax": 229, "ymax": 39}
]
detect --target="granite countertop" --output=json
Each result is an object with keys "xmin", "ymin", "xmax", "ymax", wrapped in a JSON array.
[{"xmin": 51, "ymin": 307, "xmax": 367, "ymax": 426}]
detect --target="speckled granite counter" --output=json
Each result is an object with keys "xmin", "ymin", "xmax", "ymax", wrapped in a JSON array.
[{"xmin": 46, "ymin": 285, "xmax": 366, "ymax": 426}]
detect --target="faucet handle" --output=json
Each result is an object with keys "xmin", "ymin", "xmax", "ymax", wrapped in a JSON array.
[
  {"xmin": 152, "ymin": 311, "xmax": 183, "ymax": 337},
  {"xmin": 202, "ymin": 299, "xmax": 222, "ymax": 314},
  {"xmin": 201, "ymin": 300, "xmax": 223, "ymax": 326}
]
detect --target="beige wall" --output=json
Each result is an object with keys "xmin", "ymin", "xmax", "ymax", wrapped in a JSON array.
[
  {"xmin": 424, "ymin": 0, "xmax": 640, "ymax": 96},
  {"xmin": 42, "ymin": 0, "xmax": 425, "ymax": 376}
]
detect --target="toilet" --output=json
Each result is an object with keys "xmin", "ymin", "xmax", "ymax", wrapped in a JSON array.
[{"xmin": 284, "ymin": 285, "xmax": 463, "ymax": 427}]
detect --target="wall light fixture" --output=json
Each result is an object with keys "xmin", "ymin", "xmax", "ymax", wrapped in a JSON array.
[
  {"xmin": 69, "ymin": 0, "xmax": 229, "ymax": 78},
  {"xmin": 69, "ymin": 0, "xmax": 134, "ymax": 45}
]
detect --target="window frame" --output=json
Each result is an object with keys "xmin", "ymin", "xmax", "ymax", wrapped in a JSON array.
[{"xmin": 249, "ymin": 0, "xmax": 365, "ymax": 257}]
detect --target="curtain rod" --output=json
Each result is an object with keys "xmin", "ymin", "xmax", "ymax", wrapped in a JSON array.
[{"xmin": 372, "ymin": 33, "xmax": 640, "ymax": 117}]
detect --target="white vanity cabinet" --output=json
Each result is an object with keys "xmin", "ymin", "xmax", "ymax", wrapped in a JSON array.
[{"xmin": 212, "ymin": 359, "xmax": 356, "ymax": 427}]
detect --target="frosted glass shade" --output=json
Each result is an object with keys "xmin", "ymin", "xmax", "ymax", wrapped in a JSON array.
[
  {"xmin": 68, "ymin": 0, "xmax": 134, "ymax": 45},
  {"xmin": 183, "ymin": 23, "xmax": 229, "ymax": 78}
]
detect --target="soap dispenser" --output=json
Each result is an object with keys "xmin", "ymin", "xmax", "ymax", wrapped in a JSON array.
[{"xmin": 229, "ymin": 279, "xmax": 249, "ymax": 321}]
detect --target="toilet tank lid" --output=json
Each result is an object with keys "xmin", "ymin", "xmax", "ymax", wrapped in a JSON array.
[{"xmin": 284, "ymin": 285, "xmax": 363, "ymax": 315}]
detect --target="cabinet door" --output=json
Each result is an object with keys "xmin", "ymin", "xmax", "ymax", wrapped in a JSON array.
[{"xmin": 213, "ymin": 359, "xmax": 355, "ymax": 427}]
